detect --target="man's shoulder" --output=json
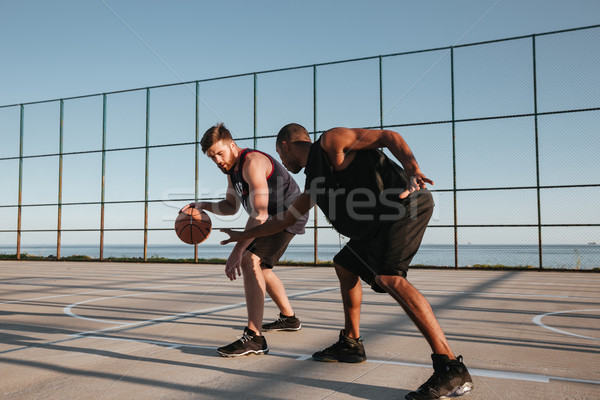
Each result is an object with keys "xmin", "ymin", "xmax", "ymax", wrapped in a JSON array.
[
  {"xmin": 241, "ymin": 150, "xmax": 273, "ymax": 180},
  {"xmin": 243, "ymin": 150, "xmax": 272, "ymax": 166},
  {"xmin": 320, "ymin": 127, "xmax": 352, "ymax": 146}
]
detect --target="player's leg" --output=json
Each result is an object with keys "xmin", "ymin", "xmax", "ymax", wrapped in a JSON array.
[
  {"xmin": 312, "ymin": 244, "xmax": 368, "ymax": 363},
  {"xmin": 393, "ymin": 283, "xmax": 473, "ymax": 400},
  {"xmin": 335, "ymin": 262, "xmax": 362, "ymax": 339},
  {"xmin": 240, "ymin": 250, "xmax": 266, "ymax": 335},
  {"xmin": 376, "ymin": 193, "xmax": 473, "ymax": 398},
  {"xmin": 261, "ymin": 267, "xmax": 302, "ymax": 331},
  {"xmin": 245, "ymin": 231, "xmax": 302, "ymax": 332},
  {"xmin": 375, "ymin": 274, "xmax": 453, "ymax": 357},
  {"xmin": 262, "ymin": 267, "xmax": 294, "ymax": 317},
  {"xmin": 217, "ymin": 250, "xmax": 268, "ymax": 357}
]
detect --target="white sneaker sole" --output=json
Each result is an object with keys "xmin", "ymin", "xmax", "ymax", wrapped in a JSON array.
[
  {"xmin": 217, "ymin": 348, "xmax": 269, "ymax": 357},
  {"xmin": 440, "ymin": 381, "xmax": 474, "ymax": 399},
  {"xmin": 262, "ymin": 325, "xmax": 302, "ymax": 332}
]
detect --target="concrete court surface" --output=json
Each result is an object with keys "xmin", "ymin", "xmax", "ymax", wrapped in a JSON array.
[{"xmin": 0, "ymin": 261, "xmax": 598, "ymax": 400}]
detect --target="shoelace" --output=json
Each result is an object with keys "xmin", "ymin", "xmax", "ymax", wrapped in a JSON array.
[
  {"xmin": 237, "ymin": 332, "xmax": 253, "ymax": 343},
  {"xmin": 273, "ymin": 314, "xmax": 292, "ymax": 322}
]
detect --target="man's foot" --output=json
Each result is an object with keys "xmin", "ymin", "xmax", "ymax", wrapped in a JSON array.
[
  {"xmin": 216, "ymin": 327, "xmax": 269, "ymax": 357},
  {"xmin": 405, "ymin": 354, "xmax": 473, "ymax": 399},
  {"xmin": 262, "ymin": 313, "xmax": 302, "ymax": 331},
  {"xmin": 312, "ymin": 330, "xmax": 366, "ymax": 363}
]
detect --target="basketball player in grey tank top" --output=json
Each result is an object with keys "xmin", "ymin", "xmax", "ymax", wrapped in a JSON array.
[{"xmin": 185, "ymin": 123, "xmax": 308, "ymax": 357}]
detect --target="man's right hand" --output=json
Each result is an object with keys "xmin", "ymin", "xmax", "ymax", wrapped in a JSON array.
[
  {"xmin": 399, "ymin": 172, "xmax": 434, "ymax": 199},
  {"xmin": 180, "ymin": 203, "xmax": 198, "ymax": 213},
  {"xmin": 225, "ymin": 249, "xmax": 243, "ymax": 281}
]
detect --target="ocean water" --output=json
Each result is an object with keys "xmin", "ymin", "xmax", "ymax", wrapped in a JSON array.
[{"xmin": 1, "ymin": 243, "xmax": 598, "ymax": 269}]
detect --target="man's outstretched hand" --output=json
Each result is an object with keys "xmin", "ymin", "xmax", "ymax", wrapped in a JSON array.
[
  {"xmin": 399, "ymin": 173, "xmax": 434, "ymax": 199},
  {"xmin": 220, "ymin": 228, "xmax": 244, "ymax": 245}
]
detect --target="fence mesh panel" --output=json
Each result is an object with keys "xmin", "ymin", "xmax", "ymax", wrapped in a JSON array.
[{"xmin": 0, "ymin": 26, "xmax": 598, "ymax": 268}]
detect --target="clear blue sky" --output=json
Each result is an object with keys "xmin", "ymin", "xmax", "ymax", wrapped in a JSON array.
[
  {"xmin": 1, "ymin": 0, "xmax": 599, "ymax": 105},
  {"xmin": 0, "ymin": 0, "xmax": 599, "ymax": 250}
]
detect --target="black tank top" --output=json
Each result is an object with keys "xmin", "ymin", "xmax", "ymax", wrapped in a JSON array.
[
  {"xmin": 230, "ymin": 148, "xmax": 307, "ymax": 235},
  {"xmin": 304, "ymin": 138, "xmax": 433, "ymax": 240}
]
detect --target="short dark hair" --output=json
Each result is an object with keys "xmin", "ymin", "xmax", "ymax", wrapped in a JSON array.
[
  {"xmin": 276, "ymin": 123, "xmax": 311, "ymax": 147},
  {"xmin": 201, "ymin": 123, "xmax": 232, "ymax": 153}
]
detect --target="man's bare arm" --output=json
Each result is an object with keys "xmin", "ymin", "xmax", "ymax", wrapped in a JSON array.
[
  {"xmin": 224, "ymin": 153, "xmax": 271, "ymax": 280},
  {"xmin": 191, "ymin": 178, "xmax": 240, "ymax": 216},
  {"xmin": 321, "ymin": 127, "xmax": 433, "ymax": 198},
  {"xmin": 220, "ymin": 192, "xmax": 313, "ymax": 244}
]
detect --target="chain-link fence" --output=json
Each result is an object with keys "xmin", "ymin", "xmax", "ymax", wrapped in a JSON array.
[{"xmin": 1, "ymin": 25, "xmax": 598, "ymax": 269}]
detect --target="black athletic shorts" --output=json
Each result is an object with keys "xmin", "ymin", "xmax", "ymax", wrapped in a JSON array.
[
  {"xmin": 246, "ymin": 230, "xmax": 295, "ymax": 269},
  {"xmin": 333, "ymin": 192, "xmax": 434, "ymax": 293}
]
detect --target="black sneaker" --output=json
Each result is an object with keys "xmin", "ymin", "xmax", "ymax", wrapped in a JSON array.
[
  {"xmin": 312, "ymin": 330, "xmax": 366, "ymax": 363},
  {"xmin": 405, "ymin": 354, "xmax": 474, "ymax": 399},
  {"xmin": 216, "ymin": 327, "xmax": 269, "ymax": 357},
  {"xmin": 262, "ymin": 313, "xmax": 302, "ymax": 331}
]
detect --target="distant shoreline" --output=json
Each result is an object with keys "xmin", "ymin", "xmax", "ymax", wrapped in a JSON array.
[
  {"xmin": 1, "ymin": 242, "xmax": 598, "ymax": 271},
  {"xmin": 1, "ymin": 254, "xmax": 598, "ymax": 272}
]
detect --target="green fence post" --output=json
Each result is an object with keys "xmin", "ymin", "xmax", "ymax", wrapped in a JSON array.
[
  {"xmin": 451, "ymin": 47, "xmax": 458, "ymax": 269},
  {"xmin": 532, "ymin": 35, "xmax": 544, "ymax": 270},
  {"xmin": 144, "ymin": 88, "xmax": 150, "ymax": 262},
  {"xmin": 57, "ymin": 100, "xmax": 64, "ymax": 259},
  {"xmin": 313, "ymin": 65, "xmax": 318, "ymax": 265},
  {"xmin": 379, "ymin": 56, "xmax": 384, "ymax": 129},
  {"xmin": 100, "ymin": 94, "xmax": 107, "ymax": 261},
  {"xmin": 253, "ymin": 74, "xmax": 258, "ymax": 149},
  {"xmin": 17, "ymin": 105, "xmax": 24, "ymax": 260},
  {"xmin": 195, "ymin": 81, "xmax": 200, "ymax": 263}
]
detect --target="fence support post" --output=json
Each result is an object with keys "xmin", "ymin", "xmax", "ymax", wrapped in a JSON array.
[
  {"xmin": 532, "ymin": 35, "xmax": 544, "ymax": 270},
  {"xmin": 313, "ymin": 65, "xmax": 318, "ymax": 265},
  {"xmin": 17, "ymin": 105, "xmax": 24, "ymax": 260},
  {"xmin": 451, "ymin": 47, "xmax": 459, "ymax": 269},
  {"xmin": 57, "ymin": 100, "xmax": 64, "ymax": 259},
  {"xmin": 100, "ymin": 95, "xmax": 107, "ymax": 261},
  {"xmin": 253, "ymin": 74, "xmax": 258, "ymax": 149},
  {"xmin": 194, "ymin": 81, "xmax": 200, "ymax": 263},
  {"xmin": 143, "ymin": 88, "xmax": 150, "ymax": 262}
]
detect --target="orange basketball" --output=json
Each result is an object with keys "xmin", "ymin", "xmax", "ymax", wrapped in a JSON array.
[{"xmin": 175, "ymin": 205, "xmax": 212, "ymax": 244}]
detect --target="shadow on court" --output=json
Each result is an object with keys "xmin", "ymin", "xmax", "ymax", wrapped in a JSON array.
[{"xmin": 0, "ymin": 261, "xmax": 598, "ymax": 399}]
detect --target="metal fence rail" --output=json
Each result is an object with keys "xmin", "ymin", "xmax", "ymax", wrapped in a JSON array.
[{"xmin": 1, "ymin": 25, "xmax": 599, "ymax": 268}]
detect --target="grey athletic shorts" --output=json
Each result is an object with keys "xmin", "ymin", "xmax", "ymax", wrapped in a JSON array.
[
  {"xmin": 333, "ymin": 193, "xmax": 434, "ymax": 293},
  {"xmin": 246, "ymin": 230, "xmax": 295, "ymax": 269}
]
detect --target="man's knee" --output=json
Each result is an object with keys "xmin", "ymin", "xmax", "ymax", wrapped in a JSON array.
[
  {"xmin": 261, "ymin": 265, "xmax": 275, "ymax": 278},
  {"xmin": 241, "ymin": 251, "xmax": 261, "ymax": 271},
  {"xmin": 334, "ymin": 262, "xmax": 359, "ymax": 284},
  {"xmin": 375, "ymin": 274, "xmax": 408, "ymax": 291}
]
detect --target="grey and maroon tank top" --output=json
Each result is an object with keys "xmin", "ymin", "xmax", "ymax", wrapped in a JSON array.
[{"xmin": 229, "ymin": 148, "xmax": 307, "ymax": 235}]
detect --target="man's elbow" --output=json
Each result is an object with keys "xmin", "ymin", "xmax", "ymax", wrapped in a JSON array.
[
  {"xmin": 252, "ymin": 211, "xmax": 270, "ymax": 223},
  {"xmin": 381, "ymin": 130, "xmax": 399, "ymax": 146}
]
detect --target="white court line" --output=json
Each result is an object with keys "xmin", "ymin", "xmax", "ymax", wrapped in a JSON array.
[
  {"xmin": 70, "ymin": 334, "xmax": 600, "ymax": 386},
  {"xmin": 63, "ymin": 288, "xmax": 203, "ymax": 325},
  {"xmin": 0, "ymin": 283, "xmax": 192, "ymax": 306},
  {"xmin": 4, "ymin": 281, "xmax": 600, "ymax": 387},
  {"xmin": 62, "ymin": 285, "xmax": 246, "ymax": 326},
  {"xmin": 5, "ymin": 286, "xmax": 594, "ymax": 307},
  {"xmin": 0, "ymin": 278, "xmax": 241, "ymax": 306},
  {"xmin": 69, "ymin": 287, "xmax": 339, "ymax": 336},
  {"xmin": 0, "ymin": 287, "xmax": 338, "ymax": 355},
  {"xmin": 532, "ymin": 309, "xmax": 600, "ymax": 341},
  {"xmin": 421, "ymin": 289, "xmax": 598, "ymax": 301}
]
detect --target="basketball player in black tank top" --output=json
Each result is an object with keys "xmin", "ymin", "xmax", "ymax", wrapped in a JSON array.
[
  {"xmin": 221, "ymin": 124, "xmax": 473, "ymax": 400},
  {"xmin": 185, "ymin": 124, "xmax": 307, "ymax": 357}
]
